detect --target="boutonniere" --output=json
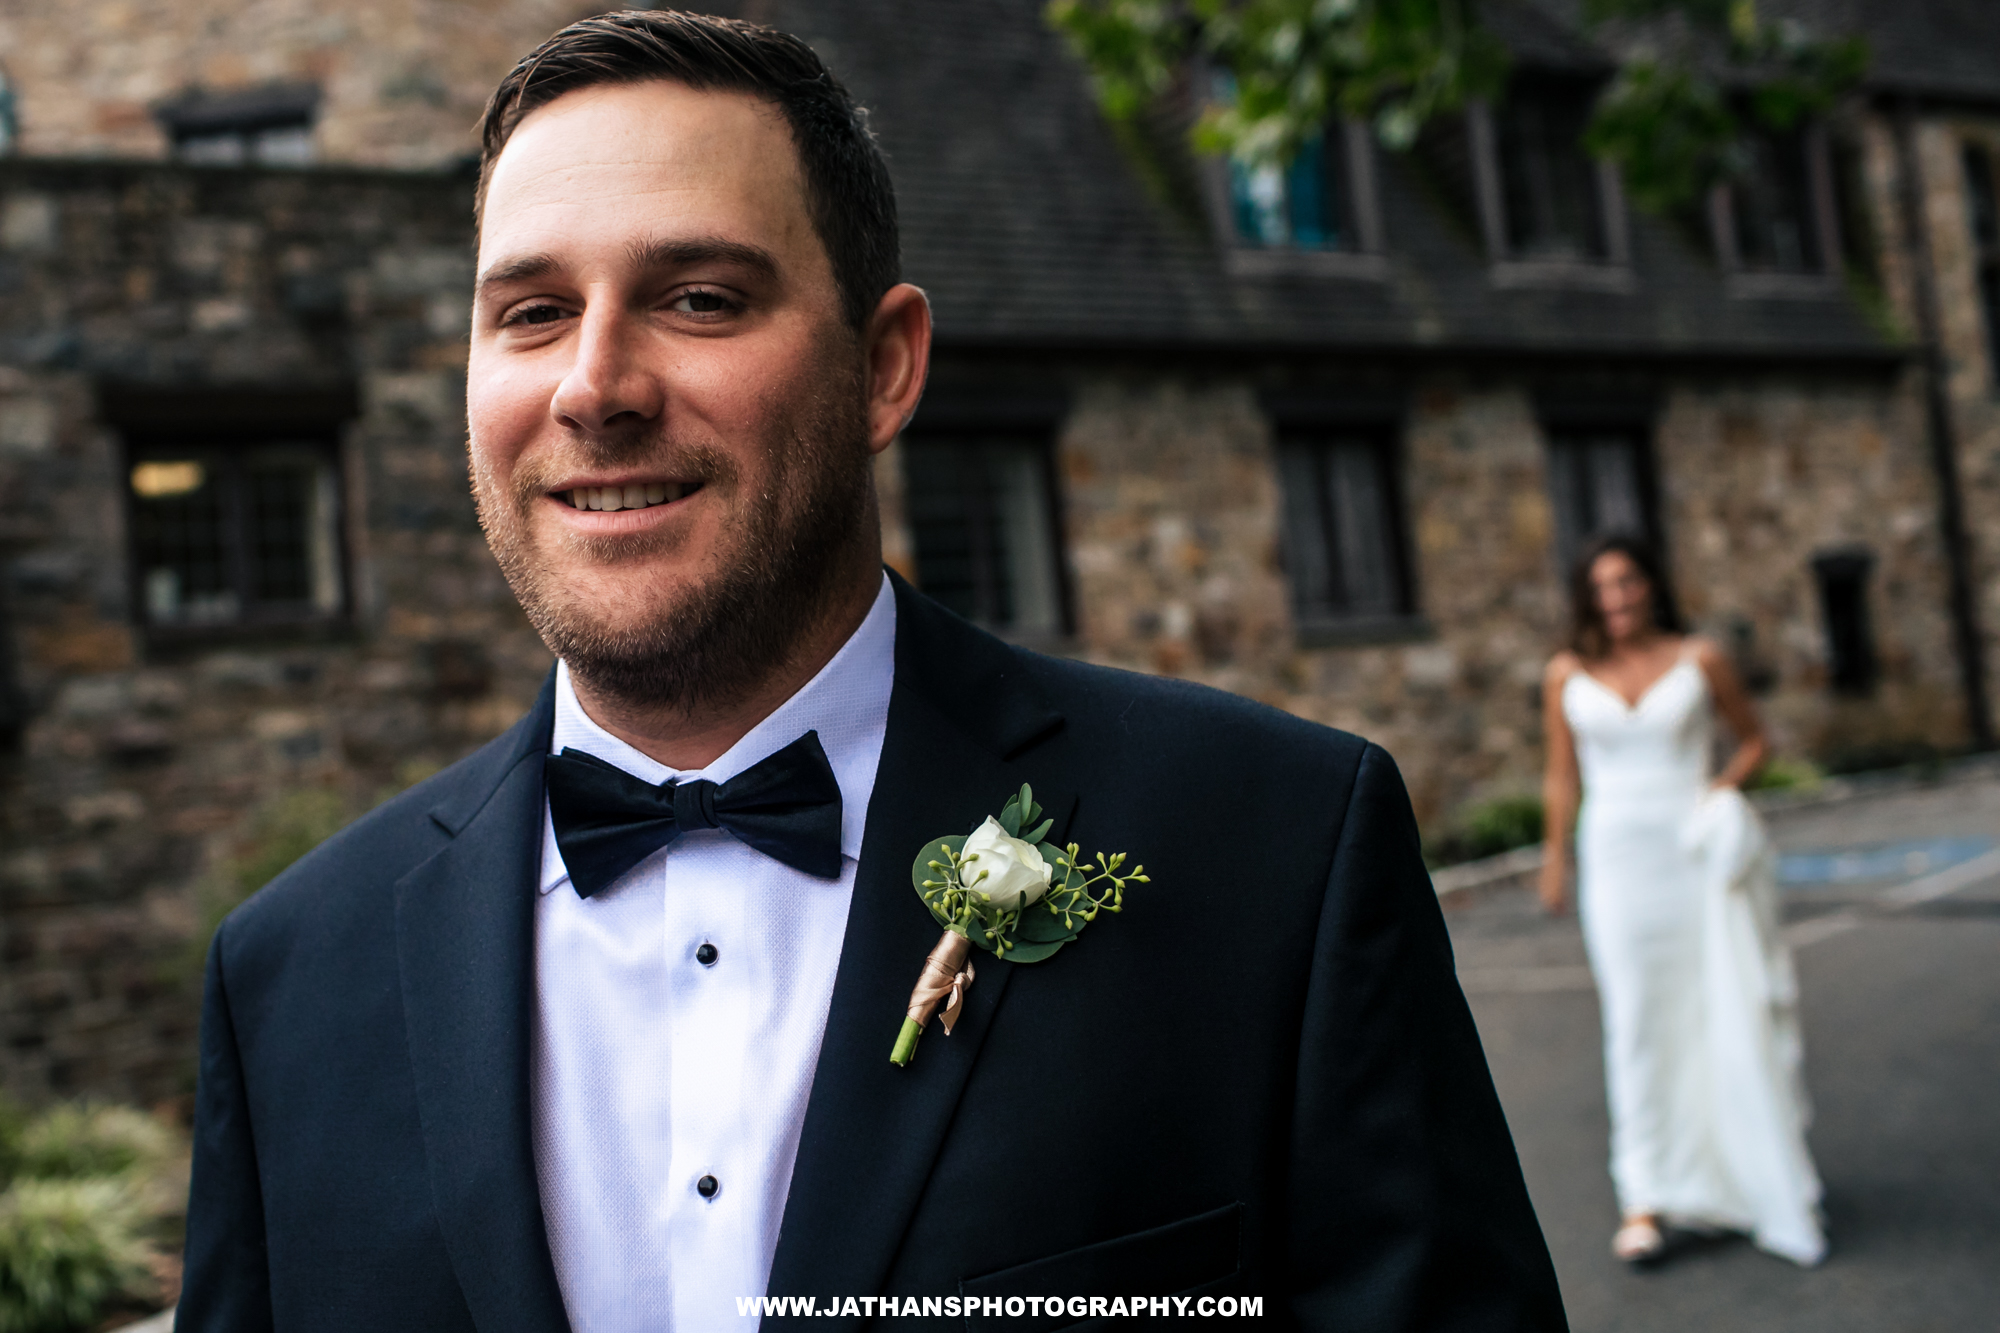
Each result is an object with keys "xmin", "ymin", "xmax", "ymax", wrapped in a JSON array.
[{"xmin": 890, "ymin": 784, "xmax": 1146, "ymax": 1067}]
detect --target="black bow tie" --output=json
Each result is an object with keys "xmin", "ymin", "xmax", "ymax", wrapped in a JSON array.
[{"xmin": 545, "ymin": 731, "xmax": 844, "ymax": 897}]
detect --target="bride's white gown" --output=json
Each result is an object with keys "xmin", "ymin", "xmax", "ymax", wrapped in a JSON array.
[{"xmin": 1564, "ymin": 651, "xmax": 1827, "ymax": 1265}]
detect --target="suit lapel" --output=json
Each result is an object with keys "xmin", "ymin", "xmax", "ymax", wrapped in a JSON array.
[
  {"xmin": 395, "ymin": 675, "xmax": 571, "ymax": 1332},
  {"xmin": 766, "ymin": 577, "xmax": 1070, "ymax": 1324}
]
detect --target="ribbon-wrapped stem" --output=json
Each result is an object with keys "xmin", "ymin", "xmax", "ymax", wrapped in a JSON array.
[{"xmin": 889, "ymin": 929, "xmax": 976, "ymax": 1067}]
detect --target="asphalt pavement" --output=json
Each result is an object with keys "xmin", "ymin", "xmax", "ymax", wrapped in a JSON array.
[{"xmin": 1444, "ymin": 766, "xmax": 2000, "ymax": 1333}]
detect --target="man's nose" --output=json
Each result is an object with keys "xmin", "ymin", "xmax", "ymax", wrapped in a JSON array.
[{"xmin": 550, "ymin": 305, "xmax": 665, "ymax": 434}]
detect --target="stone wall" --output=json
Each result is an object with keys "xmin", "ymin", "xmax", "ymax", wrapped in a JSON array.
[
  {"xmin": 0, "ymin": 160, "xmax": 550, "ymax": 1105},
  {"xmin": 0, "ymin": 147, "xmax": 1979, "ymax": 1105},
  {"xmin": 1039, "ymin": 368, "xmax": 1959, "ymax": 828},
  {"xmin": 1914, "ymin": 113, "xmax": 2000, "ymax": 736},
  {"xmin": 0, "ymin": 0, "xmax": 579, "ymax": 168}
]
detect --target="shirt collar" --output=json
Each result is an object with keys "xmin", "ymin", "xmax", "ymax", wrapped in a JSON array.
[{"xmin": 538, "ymin": 572, "xmax": 898, "ymax": 895}]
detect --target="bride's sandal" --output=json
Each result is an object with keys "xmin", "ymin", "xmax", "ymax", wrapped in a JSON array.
[{"xmin": 1612, "ymin": 1216, "xmax": 1665, "ymax": 1263}]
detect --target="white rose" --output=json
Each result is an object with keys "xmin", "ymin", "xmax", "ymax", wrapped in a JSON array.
[{"xmin": 960, "ymin": 816, "xmax": 1054, "ymax": 911}]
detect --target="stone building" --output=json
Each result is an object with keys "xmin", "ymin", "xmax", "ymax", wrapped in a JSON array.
[{"xmin": 1, "ymin": 0, "xmax": 1996, "ymax": 1103}]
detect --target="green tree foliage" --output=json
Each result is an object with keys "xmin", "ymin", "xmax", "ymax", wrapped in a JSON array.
[{"xmin": 1047, "ymin": 0, "xmax": 1867, "ymax": 213}]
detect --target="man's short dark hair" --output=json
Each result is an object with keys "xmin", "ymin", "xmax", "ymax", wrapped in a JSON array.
[{"xmin": 478, "ymin": 9, "xmax": 900, "ymax": 331}]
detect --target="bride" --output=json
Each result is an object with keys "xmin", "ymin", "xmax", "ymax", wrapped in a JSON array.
[{"xmin": 1539, "ymin": 535, "xmax": 1826, "ymax": 1267}]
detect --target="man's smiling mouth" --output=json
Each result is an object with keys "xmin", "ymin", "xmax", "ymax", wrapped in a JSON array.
[{"xmin": 559, "ymin": 482, "xmax": 704, "ymax": 512}]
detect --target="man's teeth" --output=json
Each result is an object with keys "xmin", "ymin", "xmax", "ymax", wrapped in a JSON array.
[{"xmin": 567, "ymin": 483, "xmax": 686, "ymax": 512}]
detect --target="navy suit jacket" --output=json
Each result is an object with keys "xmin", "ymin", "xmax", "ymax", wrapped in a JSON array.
[{"xmin": 180, "ymin": 575, "xmax": 1567, "ymax": 1331}]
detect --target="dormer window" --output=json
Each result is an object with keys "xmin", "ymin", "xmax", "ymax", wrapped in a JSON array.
[
  {"xmin": 1710, "ymin": 120, "xmax": 1841, "ymax": 294},
  {"xmin": 1731, "ymin": 127, "xmax": 1825, "ymax": 272},
  {"xmin": 1228, "ymin": 127, "xmax": 1359, "ymax": 251},
  {"xmin": 154, "ymin": 83, "xmax": 320, "ymax": 167},
  {"xmin": 1207, "ymin": 76, "xmax": 1385, "ymax": 276},
  {"xmin": 1491, "ymin": 76, "xmax": 1613, "ymax": 263},
  {"xmin": 1450, "ymin": 75, "xmax": 1631, "ymax": 290}
]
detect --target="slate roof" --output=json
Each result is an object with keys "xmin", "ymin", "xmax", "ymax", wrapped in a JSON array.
[
  {"xmin": 1756, "ymin": 0, "xmax": 2000, "ymax": 105},
  {"xmin": 749, "ymin": 0, "xmax": 1990, "ymax": 360}
]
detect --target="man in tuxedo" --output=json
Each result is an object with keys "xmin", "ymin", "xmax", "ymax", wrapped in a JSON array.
[{"xmin": 180, "ymin": 11, "xmax": 1566, "ymax": 1331}]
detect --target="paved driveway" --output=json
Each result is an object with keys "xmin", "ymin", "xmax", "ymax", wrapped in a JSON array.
[{"xmin": 1445, "ymin": 768, "xmax": 2000, "ymax": 1332}]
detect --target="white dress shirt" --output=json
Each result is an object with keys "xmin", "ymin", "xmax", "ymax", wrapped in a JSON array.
[{"xmin": 531, "ymin": 575, "xmax": 896, "ymax": 1332}]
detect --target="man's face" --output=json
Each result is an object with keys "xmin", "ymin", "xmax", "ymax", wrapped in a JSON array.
[{"xmin": 469, "ymin": 80, "xmax": 876, "ymax": 712}]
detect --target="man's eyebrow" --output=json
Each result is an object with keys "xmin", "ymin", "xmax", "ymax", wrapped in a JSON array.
[
  {"xmin": 475, "ymin": 252, "xmax": 560, "ymax": 295},
  {"xmin": 626, "ymin": 237, "xmax": 780, "ymax": 283}
]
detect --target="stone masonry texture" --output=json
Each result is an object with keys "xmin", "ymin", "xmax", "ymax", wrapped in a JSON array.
[{"xmin": 0, "ymin": 2, "xmax": 1995, "ymax": 1106}]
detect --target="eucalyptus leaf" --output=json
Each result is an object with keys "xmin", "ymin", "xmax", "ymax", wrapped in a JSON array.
[
  {"xmin": 963, "ymin": 912, "xmax": 999, "ymax": 954},
  {"xmin": 1015, "ymin": 902, "xmax": 1079, "ymax": 945},
  {"xmin": 910, "ymin": 835, "xmax": 966, "ymax": 930},
  {"xmin": 999, "ymin": 799, "xmax": 1022, "ymax": 838},
  {"xmin": 1022, "ymin": 817, "xmax": 1054, "ymax": 845},
  {"xmin": 1002, "ymin": 936, "xmax": 1071, "ymax": 964}
]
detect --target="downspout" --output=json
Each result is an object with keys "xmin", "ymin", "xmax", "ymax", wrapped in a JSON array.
[{"xmin": 1892, "ymin": 97, "xmax": 1994, "ymax": 748}]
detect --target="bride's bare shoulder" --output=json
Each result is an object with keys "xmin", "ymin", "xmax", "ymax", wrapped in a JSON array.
[{"xmin": 1545, "ymin": 649, "xmax": 1583, "ymax": 684}]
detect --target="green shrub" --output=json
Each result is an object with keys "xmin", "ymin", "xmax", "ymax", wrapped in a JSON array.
[
  {"xmin": 0, "ymin": 1102, "xmax": 186, "ymax": 1333},
  {"xmin": 1425, "ymin": 795, "xmax": 1546, "ymax": 868},
  {"xmin": 1744, "ymin": 756, "xmax": 1823, "ymax": 794},
  {"xmin": 0, "ymin": 1180, "xmax": 150, "ymax": 1333},
  {"xmin": 13, "ymin": 1108, "xmax": 174, "ymax": 1187}
]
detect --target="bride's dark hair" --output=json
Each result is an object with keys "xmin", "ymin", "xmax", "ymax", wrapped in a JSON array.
[{"xmin": 1569, "ymin": 534, "xmax": 1684, "ymax": 659}]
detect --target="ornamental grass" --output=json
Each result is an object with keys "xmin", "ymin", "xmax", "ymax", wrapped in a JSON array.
[{"xmin": 0, "ymin": 1100, "xmax": 186, "ymax": 1333}]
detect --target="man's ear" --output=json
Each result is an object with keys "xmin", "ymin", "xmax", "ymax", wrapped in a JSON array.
[{"xmin": 864, "ymin": 283, "xmax": 932, "ymax": 455}]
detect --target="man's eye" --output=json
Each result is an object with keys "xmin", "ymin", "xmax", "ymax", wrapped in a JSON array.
[
  {"xmin": 507, "ymin": 303, "xmax": 569, "ymax": 327},
  {"xmin": 673, "ymin": 290, "xmax": 732, "ymax": 314}
]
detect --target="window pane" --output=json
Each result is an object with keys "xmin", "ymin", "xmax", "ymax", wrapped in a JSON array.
[
  {"xmin": 1733, "ymin": 129, "xmax": 1822, "ymax": 273},
  {"xmin": 252, "ymin": 124, "xmax": 316, "ymax": 166},
  {"xmin": 1230, "ymin": 130, "xmax": 1349, "ymax": 251},
  {"xmin": 1278, "ymin": 434, "xmax": 1406, "ymax": 622},
  {"xmin": 244, "ymin": 448, "xmax": 322, "ymax": 605},
  {"xmin": 1496, "ymin": 83, "xmax": 1605, "ymax": 260},
  {"xmin": 988, "ymin": 446, "xmax": 1062, "ymax": 637},
  {"xmin": 1546, "ymin": 429, "xmax": 1652, "ymax": 574},
  {"xmin": 1277, "ymin": 446, "xmax": 1333, "ymax": 612},
  {"xmin": 1327, "ymin": 443, "xmax": 1402, "ymax": 614},
  {"xmin": 1812, "ymin": 550, "xmax": 1877, "ymax": 694},
  {"xmin": 1230, "ymin": 159, "xmax": 1289, "ymax": 247},
  {"xmin": 130, "ymin": 454, "xmax": 235, "ymax": 624},
  {"xmin": 903, "ymin": 435, "xmax": 1063, "ymax": 635},
  {"xmin": 1587, "ymin": 441, "xmax": 1645, "ymax": 538},
  {"xmin": 178, "ymin": 133, "xmax": 247, "ymax": 166},
  {"xmin": 128, "ymin": 437, "xmax": 344, "ymax": 628}
]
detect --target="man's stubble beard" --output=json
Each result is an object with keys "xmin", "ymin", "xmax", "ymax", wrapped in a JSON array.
[{"xmin": 472, "ymin": 362, "xmax": 878, "ymax": 722}]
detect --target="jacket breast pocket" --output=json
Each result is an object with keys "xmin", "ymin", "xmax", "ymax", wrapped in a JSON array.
[{"xmin": 958, "ymin": 1202, "xmax": 1242, "ymax": 1330}]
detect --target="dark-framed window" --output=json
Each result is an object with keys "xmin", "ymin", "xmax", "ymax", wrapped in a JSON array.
[
  {"xmin": 901, "ymin": 430, "xmax": 1069, "ymax": 639},
  {"xmin": 1492, "ymin": 76, "xmax": 1611, "ymax": 262},
  {"xmin": 1275, "ymin": 428, "xmax": 1413, "ymax": 626},
  {"xmin": 111, "ymin": 388, "xmax": 354, "ymax": 636},
  {"xmin": 1961, "ymin": 142, "xmax": 2000, "ymax": 391},
  {"xmin": 1812, "ymin": 548, "xmax": 1877, "ymax": 695},
  {"xmin": 1228, "ymin": 126, "xmax": 1359, "ymax": 252},
  {"xmin": 1714, "ymin": 122, "xmax": 1839, "ymax": 279},
  {"xmin": 127, "ymin": 440, "xmax": 345, "ymax": 630},
  {"xmin": 154, "ymin": 83, "xmax": 319, "ymax": 167},
  {"xmin": 1544, "ymin": 425, "xmax": 1659, "ymax": 575}
]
